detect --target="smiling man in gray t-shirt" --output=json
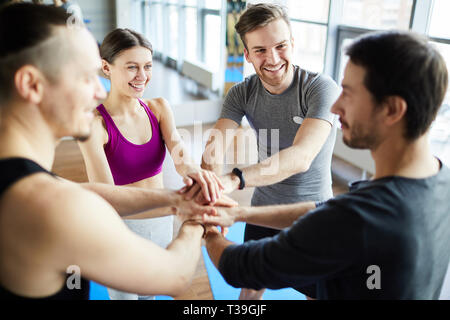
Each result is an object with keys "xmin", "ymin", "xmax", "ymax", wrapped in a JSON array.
[{"xmin": 198, "ymin": 3, "xmax": 339, "ymax": 300}]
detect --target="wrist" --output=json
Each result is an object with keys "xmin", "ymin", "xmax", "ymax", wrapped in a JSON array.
[
  {"xmin": 183, "ymin": 163, "xmax": 200, "ymax": 175},
  {"xmin": 203, "ymin": 227, "xmax": 221, "ymax": 241},
  {"xmin": 171, "ymin": 191, "xmax": 182, "ymax": 215},
  {"xmin": 228, "ymin": 172, "xmax": 240, "ymax": 191},
  {"xmin": 231, "ymin": 168, "xmax": 245, "ymax": 190},
  {"xmin": 181, "ymin": 219, "xmax": 206, "ymax": 237},
  {"xmin": 234, "ymin": 206, "xmax": 247, "ymax": 223}
]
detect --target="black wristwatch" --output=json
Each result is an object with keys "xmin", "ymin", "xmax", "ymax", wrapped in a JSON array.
[{"xmin": 232, "ymin": 167, "xmax": 245, "ymax": 190}]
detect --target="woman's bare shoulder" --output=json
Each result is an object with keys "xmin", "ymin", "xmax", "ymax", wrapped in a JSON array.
[{"xmin": 144, "ymin": 97, "xmax": 170, "ymax": 121}]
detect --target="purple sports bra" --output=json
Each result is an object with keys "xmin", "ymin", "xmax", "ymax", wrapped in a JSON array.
[{"xmin": 96, "ymin": 99, "xmax": 166, "ymax": 186}]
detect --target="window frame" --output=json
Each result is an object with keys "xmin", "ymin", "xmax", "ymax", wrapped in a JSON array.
[{"xmin": 140, "ymin": 0, "xmax": 222, "ymax": 72}]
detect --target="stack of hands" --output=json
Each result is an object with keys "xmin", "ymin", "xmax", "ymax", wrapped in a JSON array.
[{"xmin": 175, "ymin": 168, "xmax": 241, "ymax": 237}]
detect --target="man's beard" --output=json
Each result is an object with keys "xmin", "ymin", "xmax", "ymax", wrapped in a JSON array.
[{"xmin": 343, "ymin": 122, "xmax": 379, "ymax": 150}]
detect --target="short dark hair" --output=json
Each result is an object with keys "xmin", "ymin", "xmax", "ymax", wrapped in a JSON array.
[
  {"xmin": 346, "ymin": 31, "xmax": 448, "ymax": 140},
  {"xmin": 0, "ymin": 3, "xmax": 71, "ymax": 104},
  {"xmin": 235, "ymin": 3, "xmax": 291, "ymax": 50},
  {"xmin": 100, "ymin": 28, "xmax": 153, "ymax": 64}
]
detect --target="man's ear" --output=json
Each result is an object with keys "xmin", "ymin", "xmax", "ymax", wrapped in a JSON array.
[
  {"xmin": 383, "ymin": 96, "xmax": 407, "ymax": 126},
  {"xmin": 101, "ymin": 59, "xmax": 111, "ymax": 78},
  {"xmin": 243, "ymin": 47, "xmax": 250, "ymax": 63},
  {"xmin": 14, "ymin": 65, "xmax": 45, "ymax": 105}
]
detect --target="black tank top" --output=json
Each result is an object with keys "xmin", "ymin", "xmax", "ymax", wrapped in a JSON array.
[{"xmin": 0, "ymin": 157, "xmax": 90, "ymax": 300}]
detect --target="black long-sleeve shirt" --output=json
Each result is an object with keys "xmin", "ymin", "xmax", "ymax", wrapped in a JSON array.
[{"xmin": 219, "ymin": 161, "xmax": 450, "ymax": 299}]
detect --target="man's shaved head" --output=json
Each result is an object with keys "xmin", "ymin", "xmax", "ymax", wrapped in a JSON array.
[{"xmin": 0, "ymin": 3, "xmax": 72, "ymax": 104}]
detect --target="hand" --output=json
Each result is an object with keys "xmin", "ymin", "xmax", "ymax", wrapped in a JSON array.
[
  {"xmin": 180, "ymin": 167, "xmax": 224, "ymax": 203},
  {"xmin": 202, "ymin": 206, "xmax": 240, "ymax": 228},
  {"xmin": 174, "ymin": 195, "xmax": 216, "ymax": 219},
  {"xmin": 193, "ymin": 191, "xmax": 239, "ymax": 207},
  {"xmin": 203, "ymin": 224, "xmax": 223, "ymax": 239},
  {"xmin": 181, "ymin": 173, "xmax": 239, "ymax": 205},
  {"xmin": 214, "ymin": 194, "xmax": 238, "ymax": 208}
]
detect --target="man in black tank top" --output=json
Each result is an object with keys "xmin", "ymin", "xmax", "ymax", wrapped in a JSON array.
[{"xmin": 0, "ymin": 3, "xmax": 231, "ymax": 300}]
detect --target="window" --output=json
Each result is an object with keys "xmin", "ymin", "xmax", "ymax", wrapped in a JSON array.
[
  {"xmin": 341, "ymin": 0, "xmax": 414, "ymax": 30},
  {"xmin": 168, "ymin": 5, "xmax": 179, "ymax": 59},
  {"xmin": 428, "ymin": 0, "xmax": 450, "ymax": 39},
  {"xmin": 147, "ymin": 3, "xmax": 164, "ymax": 53},
  {"xmin": 204, "ymin": 14, "xmax": 222, "ymax": 71},
  {"xmin": 287, "ymin": 0, "xmax": 330, "ymax": 73},
  {"xmin": 185, "ymin": 7, "xmax": 198, "ymax": 62},
  {"xmin": 291, "ymin": 21, "xmax": 328, "ymax": 73},
  {"xmin": 204, "ymin": 0, "xmax": 222, "ymax": 10},
  {"xmin": 286, "ymin": 0, "xmax": 330, "ymax": 23},
  {"xmin": 143, "ymin": 0, "xmax": 222, "ymax": 74}
]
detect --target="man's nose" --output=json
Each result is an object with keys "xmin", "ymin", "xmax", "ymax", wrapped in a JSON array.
[
  {"xmin": 266, "ymin": 48, "xmax": 281, "ymax": 65},
  {"xmin": 330, "ymin": 95, "xmax": 343, "ymax": 116}
]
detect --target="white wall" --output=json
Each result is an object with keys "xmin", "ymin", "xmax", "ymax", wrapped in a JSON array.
[
  {"xmin": 115, "ymin": 0, "xmax": 139, "ymax": 31},
  {"xmin": 77, "ymin": 0, "xmax": 116, "ymax": 43},
  {"xmin": 40, "ymin": 0, "xmax": 116, "ymax": 44}
]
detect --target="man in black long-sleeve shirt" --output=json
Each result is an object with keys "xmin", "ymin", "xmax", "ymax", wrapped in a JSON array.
[{"xmin": 203, "ymin": 30, "xmax": 450, "ymax": 299}]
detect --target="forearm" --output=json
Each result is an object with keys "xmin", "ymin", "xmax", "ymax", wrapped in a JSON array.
[
  {"xmin": 171, "ymin": 144, "xmax": 199, "ymax": 177},
  {"xmin": 242, "ymin": 145, "xmax": 312, "ymax": 188},
  {"xmin": 166, "ymin": 222, "xmax": 205, "ymax": 291},
  {"xmin": 201, "ymin": 156, "xmax": 223, "ymax": 176},
  {"xmin": 204, "ymin": 230, "xmax": 234, "ymax": 269},
  {"xmin": 237, "ymin": 201, "xmax": 316, "ymax": 230},
  {"xmin": 80, "ymin": 183, "xmax": 180, "ymax": 217},
  {"xmin": 125, "ymin": 207, "xmax": 173, "ymax": 220},
  {"xmin": 201, "ymin": 126, "xmax": 233, "ymax": 176}
]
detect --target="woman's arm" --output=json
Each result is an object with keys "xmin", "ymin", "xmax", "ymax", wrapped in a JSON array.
[
  {"xmin": 77, "ymin": 115, "xmax": 115, "ymax": 184},
  {"xmin": 77, "ymin": 113, "xmax": 185, "ymax": 218},
  {"xmin": 151, "ymin": 97, "xmax": 224, "ymax": 203}
]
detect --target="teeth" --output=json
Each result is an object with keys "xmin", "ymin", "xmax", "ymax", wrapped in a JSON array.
[
  {"xmin": 130, "ymin": 83, "xmax": 145, "ymax": 89},
  {"xmin": 264, "ymin": 65, "xmax": 283, "ymax": 71}
]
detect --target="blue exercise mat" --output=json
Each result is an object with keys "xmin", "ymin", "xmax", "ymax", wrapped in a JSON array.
[
  {"xmin": 203, "ymin": 222, "xmax": 306, "ymax": 300},
  {"xmin": 90, "ymin": 222, "xmax": 305, "ymax": 300},
  {"xmin": 89, "ymin": 281, "xmax": 174, "ymax": 300},
  {"xmin": 89, "ymin": 281, "xmax": 109, "ymax": 300}
]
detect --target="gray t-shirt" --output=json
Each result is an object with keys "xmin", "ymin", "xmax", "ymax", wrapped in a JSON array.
[{"xmin": 221, "ymin": 66, "xmax": 340, "ymax": 205}]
